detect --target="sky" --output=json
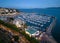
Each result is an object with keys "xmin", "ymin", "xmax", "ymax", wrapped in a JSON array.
[{"xmin": 0, "ymin": 0, "xmax": 60, "ymax": 8}]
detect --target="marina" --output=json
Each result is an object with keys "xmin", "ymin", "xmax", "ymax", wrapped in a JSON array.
[
  {"xmin": 0, "ymin": 12, "xmax": 56, "ymax": 36},
  {"xmin": 14, "ymin": 13, "xmax": 56, "ymax": 37}
]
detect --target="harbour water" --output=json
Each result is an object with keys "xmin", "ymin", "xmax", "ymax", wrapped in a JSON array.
[{"xmin": 18, "ymin": 8, "xmax": 60, "ymax": 43}]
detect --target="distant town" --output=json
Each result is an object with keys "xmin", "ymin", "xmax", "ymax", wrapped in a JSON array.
[{"xmin": 0, "ymin": 7, "xmax": 57, "ymax": 43}]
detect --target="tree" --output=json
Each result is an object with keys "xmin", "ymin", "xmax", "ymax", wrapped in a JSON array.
[
  {"xmin": 9, "ymin": 17, "xmax": 14, "ymax": 22},
  {"xmin": 13, "ymin": 35, "xmax": 19, "ymax": 41}
]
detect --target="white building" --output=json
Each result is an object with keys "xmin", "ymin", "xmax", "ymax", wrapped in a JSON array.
[{"xmin": 13, "ymin": 18, "xmax": 25, "ymax": 28}]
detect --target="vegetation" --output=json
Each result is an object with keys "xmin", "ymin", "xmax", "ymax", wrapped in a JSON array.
[
  {"xmin": 23, "ymin": 23, "xmax": 28, "ymax": 28},
  {"xmin": 9, "ymin": 17, "xmax": 14, "ymax": 21},
  {"xmin": 8, "ymin": 17, "xmax": 14, "ymax": 22},
  {"xmin": 0, "ymin": 29, "xmax": 11, "ymax": 43},
  {"xmin": 13, "ymin": 35, "xmax": 19, "ymax": 41},
  {"xmin": 0, "ymin": 20, "xmax": 19, "ymax": 32},
  {"xmin": 0, "ymin": 20, "xmax": 39, "ymax": 43},
  {"xmin": 20, "ymin": 31, "xmax": 39, "ymax": 43}
]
